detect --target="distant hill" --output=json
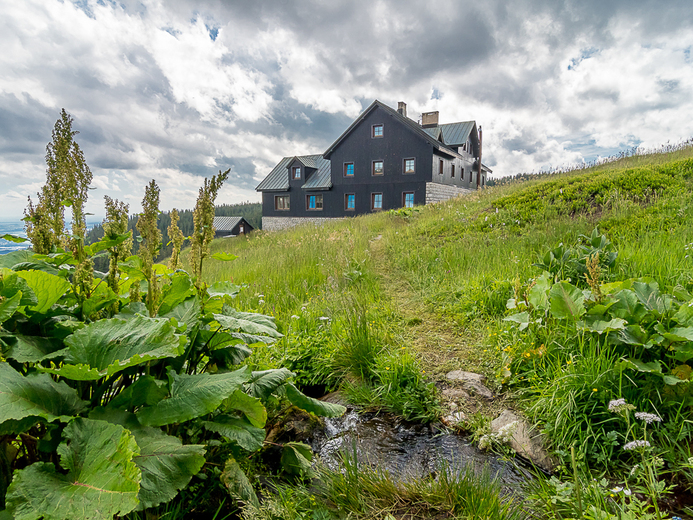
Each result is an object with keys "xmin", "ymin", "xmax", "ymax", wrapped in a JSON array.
[{"xmin": 87, "ymin": 201, "xmax": 261, "ymax": 271}]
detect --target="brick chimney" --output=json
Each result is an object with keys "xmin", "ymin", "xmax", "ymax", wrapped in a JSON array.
[
  {"xmin": 397, "ymin": 101, "xmax": 407, "ymax": 118},
  {"xmin": 421, "ymin": 111, "xmax": 439, "ymax": 128}
]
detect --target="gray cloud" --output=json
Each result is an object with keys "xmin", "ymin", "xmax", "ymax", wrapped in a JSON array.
[{"xmin": 0, "ymin": 0, "xmax": 692, "ymax": 218}]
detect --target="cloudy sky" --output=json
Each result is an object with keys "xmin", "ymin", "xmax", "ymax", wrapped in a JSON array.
[{"xmin": 1, "ymin": 0, "xmax": 692, "ymax": 219}]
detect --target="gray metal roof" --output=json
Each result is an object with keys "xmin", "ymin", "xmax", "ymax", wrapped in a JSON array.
[
  {"xmin": 256, "ymin": 154, "xmax": 331, "ymax": 192},
  {"xmin": 301, "ymin": 156, "xmax": 332, "ymax": 190},
  {"xmin": 213, "ymin": 216, "xmax": 245, "ymax": 231},
  {"xmin": 256, "ymin": 156, "xmax": 292, "ymax": 191},
  {"xmin": 323, "ymin": 100, "xmax": 463, "ymax": 159},
  {"xmin": 424, "ymin": 122, "xmax": 476, "ymax": 147}
]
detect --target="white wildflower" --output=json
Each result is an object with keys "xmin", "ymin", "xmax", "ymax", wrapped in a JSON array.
[
  {"xmin": 318, "ymin": 316, "xmax": 330, "ymax": 321},
  {"xmin": 258, "ymin": 294, "xmax": 264, "ymax": 298},
  {"xmin": 258, "ymin": 299, "xmax": 265, "ymax": 305},
  {"xmin": 291, "ymin": 315, "xmax": 300, "ymax": 319},
  {"xmin": 611, "ymin": 486, "xmax": 623, "ymax": 493},
  {"xmin": 623, "ymin": 488, "xmax": 632, "ymax": 496},
  {"xmin": 634, "ymin": 412, "xmax": 662, "ymax": 424},
  {"xmin": 623, "ymin": 440, "xmax": 651, "ymax": 451}
]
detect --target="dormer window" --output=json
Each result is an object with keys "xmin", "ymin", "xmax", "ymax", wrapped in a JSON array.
[
  {"xmin": 292, "ymin": 166, "xmax": 301, "ymax": 180},
  {"xmin": 372, "ymin": 124, "xmax": 383, "ymax": 138}
]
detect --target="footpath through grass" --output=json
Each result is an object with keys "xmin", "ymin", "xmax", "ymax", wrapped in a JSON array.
[{"xmin": 198, "ymin": 149, "xmax": 693, "ymax": 519}]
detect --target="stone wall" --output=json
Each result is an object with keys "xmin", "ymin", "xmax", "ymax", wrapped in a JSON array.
[
  {"xmin": 425, "ymin": 182, "xmax": 473, "ymax": 204},
  {"xmin": 262, "ymin": 216, "xmax": 344, "ymax": 232}
]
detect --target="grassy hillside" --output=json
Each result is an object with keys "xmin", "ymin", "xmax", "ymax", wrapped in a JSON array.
[{"xmin": 195, "ymin": 146, "xmax": 693, "ymax": 518}]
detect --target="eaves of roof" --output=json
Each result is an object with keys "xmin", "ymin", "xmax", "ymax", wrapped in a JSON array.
[
  {"xmin": 323, "ymin": 100, "xmax": 464, "ymax": 159},
  {"xmin": 213, "ymin": 216, "xmax": 243, "ymax": 231},
  {"xmin": 256, "ymin": 154, "xmax": 331, "ymax": 192}
]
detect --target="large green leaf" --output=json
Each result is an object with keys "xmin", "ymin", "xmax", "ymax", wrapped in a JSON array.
[
  {"xmin": 621, "ymin": 358, "xmax": 663, "ymax": 374},
  {"xmin": 5, "ymin": 418, "xmax": 141, "ymax": 520},
  {"xmin": 0, "ymin": 269, "xmax": 38, "ymax": 307},
  {"xmin": 132, "ymin": 427, "xmax": 206, "ymax": 509},
  {"xmin": 549, "ymin": 281, "xmax": 586, "ymax": 320},
  {"xmin": 614, "ymin": 324, "xmax": 649, "ymax": 346},
  {"xmin": 81, "ymin": 283, "xmax": 119, "ymax": 318},
  {"xmin": 0, "ymin": 332, "xmax": 65, "ymax": 363},
  {"xmin": 136, "ymin": 366, "xmax": 251, "ymax": 427},
  {"xmin": 214, "ymin": 307, "xmax": 282, "ymax": 338},
  {"xmin": 221, "ymin": 456, "xmax": 258, "ymax": 508},
  {"xmin": 224, "ymin": 389, "xmax": 267, "ymax": 427},
  {"xmin": 107, "ymin": 376, "xmax": 169, "ymax": 410},
  {"xmin": 247, "ymin": 368, "xmax": 295, "ymax": 399},
  {"xmin": 632, "ymin": 281, "xmax": 671, "ymax": 316},
  {"xmin": 41, "ymin": 316, "xmax": 186, "ymax": 381},
  {"xmin": 84, "ymin": 231, "xmax": 132, "ymax": 256},
  {"xmin": 503, "ymin": 311, "xmax": 531, "ymax": 330},
  {"xmin": 0, "ymin": 291, "xmax": 21, "ymax": 324},
  {"xmin": 674, "ymin": 301, "xmax": 693, "ymax": 327},
  {"xmin": 207, "ymin": 281, "xmax": 241, "ymax": 298},
  {"xmin": 280, "ymin": 442, "xmax": 313, "ymax": 478},
  {"xmin": 210, "ymin": 252, "xmax": 238, "ymax": 262},
  {"xmin": 610, "ymin": 289, "xmax": 648, "ymax": 323},
  {"xmin": 1, "ymin": 233, "xmax": 27, "ymax": 243},
  {"xmin": 0, "ymin": 362, "xmax": 87, "ymax": 425},
  {"xmin": 285, "ymin": 383, "xmax": 346, "ymax": 417},
  {"xmin": 16, "ymin": 270, "xmax": 71, "ymax": 314},
  {"xmin": 160, "ymin": 297, "xmax": 201, "ymax": 333},
  {"xmin": 576, "ymin": 317, "xmax": 627, "ymax": 334},
  {"xmin": 158, "ymin": 272, "xmax": 195, "ymax": 315},
  {"xmin": 202, "ymin": 416, "xmax": 265, "ymax": 451},
  {"xmin": 0, "ymin": 250, "xmax": 34, "ymax": 269},
  {"xmin": 528, "ymin": 271, "xmax": 552, "ymax": 310}
]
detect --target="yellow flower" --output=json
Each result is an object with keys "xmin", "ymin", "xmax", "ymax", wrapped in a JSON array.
[{"xmin": 592, "ymin": 388, "xmax": 598, "ymax": 392}]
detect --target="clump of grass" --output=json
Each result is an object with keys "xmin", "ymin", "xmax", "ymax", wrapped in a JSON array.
[{"xmin": 244, "ymin": 452, "xmax": 524, "ymax": 520}]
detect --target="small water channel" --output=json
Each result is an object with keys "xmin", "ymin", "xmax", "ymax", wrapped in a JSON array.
[{"xmin": 310, "ymin": 409, "xmax": 530, "ymax": 490}]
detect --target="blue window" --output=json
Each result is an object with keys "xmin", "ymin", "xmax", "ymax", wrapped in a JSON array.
[
  {"xmin": 372, "ymin": 193, "xmax": 383, "ymax": 210},
  {"xmin": 344, "ymin": 162, "xmax": 354, "ymax": 176},
  {"xmin": 307, "ymin": 194, "xmax": 323, "ymax": 210},
  {"xmin": 403, "ymin": 192, "xmax": 414, "ymax": 208},
  {"xmin": 292, "ymin": 166, "xmax": 301, "ymax": 179},
  {"xmin": 372, "ymin": 124, "xmax": 383, "ymax": 138},
  {"xmin": 345, "ymin": 193, "xmax": 355, "ymax": 210}
]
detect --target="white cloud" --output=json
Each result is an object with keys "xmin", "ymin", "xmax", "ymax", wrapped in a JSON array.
[{"xmin": 1, "ymin": 0, "xmax": 693, "ymax": 217}]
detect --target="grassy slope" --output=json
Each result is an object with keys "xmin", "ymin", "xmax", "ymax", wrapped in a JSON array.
[
  {"xmin": 201, "ymin": 146, "xmax": 693, "ymax": 379},
  {"xmin": 195, "ymin": 147, "xmax": 693, "ymax": 517}
]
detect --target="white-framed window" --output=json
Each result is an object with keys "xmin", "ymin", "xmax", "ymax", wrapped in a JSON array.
[
  {"xmin": 275, "ymin": 195, "xmax": 290, "ymax": 210},
  {"xmin": 403, "ymin": 158, "xmax": 415, "ymax": 174}
]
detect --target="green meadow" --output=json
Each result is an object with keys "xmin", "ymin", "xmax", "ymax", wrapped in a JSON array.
[{"xmin": 195, "ymin": 146, "xmax": 693, "ymax": 518}]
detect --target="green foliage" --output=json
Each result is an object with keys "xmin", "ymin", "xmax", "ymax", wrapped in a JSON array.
[
  {"xmin": 137, "ymin": 180, "xmax": 162, "ymax": 316},
  {"xmin": 6, "ymin": 418, "xmax": 141, "ymax": 520}
]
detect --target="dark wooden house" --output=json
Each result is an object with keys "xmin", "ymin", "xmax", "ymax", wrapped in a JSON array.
[
  {"xmin": 213, "ymin": 216, "xmax": 253, "ymax": 237},
  {"xmin": 256, "ymin": 100, "xmax": 491, "ymax": 231}
]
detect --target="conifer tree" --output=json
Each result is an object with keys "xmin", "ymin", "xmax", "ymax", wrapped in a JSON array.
[{"xmin": 136, "ymin": 180, "xmax": 162, "ymax": 316}]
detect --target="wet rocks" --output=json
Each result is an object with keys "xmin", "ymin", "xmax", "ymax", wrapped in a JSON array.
[
  {"xmin": 491, "ymin": 410, "xmax": 556, "ymax": 472},
  {"xmin": 445, "ymin": 370, "xmax": 494, "ymax": 400},
  {"xmin": 441, "ymin": 411, "xmax": 467, "ymax": 429}
]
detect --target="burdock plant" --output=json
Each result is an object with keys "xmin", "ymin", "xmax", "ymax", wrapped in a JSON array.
[
  {"xmin": 189, "ymin": 169, "xmax": 229, "ymax": 296},
  {"xmin": 136, "ymin": 180, "xmax": 162, "ymax": 316},
  {"xmin": 103, "ymin": 196, "xmax": 132, "ymax": 296},
  {"xmin": 167, "ymin": 208, "xmax": 185, "ymax": 270}
]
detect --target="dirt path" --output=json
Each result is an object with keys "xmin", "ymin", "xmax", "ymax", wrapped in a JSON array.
[{"xmin": 367, "ymin": 233, "xmax": 510, "ymax": 417}]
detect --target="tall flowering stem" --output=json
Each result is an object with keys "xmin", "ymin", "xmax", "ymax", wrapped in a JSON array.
[
  {"xmin": 189, "ymin": 169, "xmax": 229, "ymax": 295},
  {"xmin": 136, "ymin": 180, "xmax": 162, "ymax": 316},
  {"xmin": 167, "ymin": 209, "xmax": 185, "ymax": 270},
  {"xmin": 103, "ymin": 196, "xmax": 132, "ymax": 298}
]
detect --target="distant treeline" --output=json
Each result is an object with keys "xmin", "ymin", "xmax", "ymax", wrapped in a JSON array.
[{"xmin": 87, "ymin": 201, "xmax": 261, "ymax": 271}]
